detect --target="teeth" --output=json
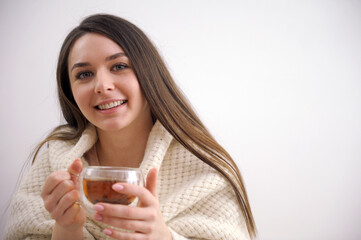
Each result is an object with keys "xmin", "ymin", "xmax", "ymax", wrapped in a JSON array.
[{"xmin": 98, "ymin": 100, "xmax": 126, "ymax": 110}]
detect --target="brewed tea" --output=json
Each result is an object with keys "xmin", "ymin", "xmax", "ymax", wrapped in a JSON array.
[{"xmin": 83, "ymin": 178, "xmax": 136, "ymax": 205}]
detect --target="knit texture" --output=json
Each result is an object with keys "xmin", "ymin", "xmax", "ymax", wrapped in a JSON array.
[{"xmin": 4, "ymin": 121, "xmax": 250, "ymax": 240}]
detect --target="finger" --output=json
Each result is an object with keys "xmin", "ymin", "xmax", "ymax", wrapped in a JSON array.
[
  {"xmin": 112, "ymin": 183, "xmax": 156, "ymax": 207},
  {"xmin": 50, "ymin": 189, "xmax": 80, "ymax": 220},
  {"xmin": 68, "ymin": 158, "xmax": 83, "ymax": 180},
  {"xmin": 93, "ymin": 203, "xmax": 145, "ymax": 220},
  {"xmin": 146, "ymin": 168, "xmax": 158, "ymax": 197},
  {"xmin": 43, "ymin": 179, "xmax": 75, "ymax": 212},
  {"xmin": 103, "ymin": 228, "xmax": 148, "ymax": 239},
  {"xmin": 59, "ymin": 202, "xmax": 82, "ymax": 227},
  {"xmin": 41, "ymin": 171, "xmax": 71, "ymax": 198},
  {"xmin": 68, "ymin": 159, "xmax": 83, "ymax": 190},
  {"xmin": 95, "ymin": 215, "xmax": 150, "ymax": 233}
]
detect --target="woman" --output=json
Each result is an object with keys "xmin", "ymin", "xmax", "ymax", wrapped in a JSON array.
[{"xmin": 5, "ymin": 14, "xmax": 256, "ymax": 240}]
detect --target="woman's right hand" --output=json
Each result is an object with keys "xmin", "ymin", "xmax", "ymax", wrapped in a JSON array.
[{"xmin": 41, "ymin": 159, "xmax": 86, "ymax": 238}]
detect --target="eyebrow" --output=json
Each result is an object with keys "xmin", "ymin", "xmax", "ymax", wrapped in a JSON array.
[
  {"xmin": 70, "ymin": 52, "xmax": 127, "ymax": 72},
  {"xmin": 105, "ymin": 52, "xmax": 127, "ymax": 61}
]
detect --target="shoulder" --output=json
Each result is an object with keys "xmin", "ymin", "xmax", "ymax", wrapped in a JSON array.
[
  {"xmin": 47, "ymin": 124, "xmax": 97, "ymax": 171},
  {"xmin": 159, "ymin": 139, "xmax": 231, "ymax": 200},
  {"xmin": 47, "ymin": 124, "xmax": 92, "ymax": 149},
  {"xmin": 148, "ymin": 121, "xmax": 231, "ymax": 193},
  {"xmin": 163, "ymin": 140, "xmax": 221, "ymax": 179}
]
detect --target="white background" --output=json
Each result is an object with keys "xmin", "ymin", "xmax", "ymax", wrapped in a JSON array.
[{"xmin": 1, "ymin": 0, "xmax": 360, "ymax": 239}]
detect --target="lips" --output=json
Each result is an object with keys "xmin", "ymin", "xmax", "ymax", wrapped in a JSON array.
[{"xmin": 95, "ymin": 100, "xmax": 127, "ymax": 110}]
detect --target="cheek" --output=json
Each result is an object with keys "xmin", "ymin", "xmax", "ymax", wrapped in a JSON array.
[
  {"xmin": 133, "ymin": 84, "xmax": 147, "ymax": 105},
  {"xmin": 71, "ymin": 88, "xmax": 81, "ymax": 105},
  {"xmin": 123, "ymin": 79, "xmax": 142, "ymax": 99},
  {"xmin": 71, "ymin": 85, "xmax": 89, "ymax": 108}
]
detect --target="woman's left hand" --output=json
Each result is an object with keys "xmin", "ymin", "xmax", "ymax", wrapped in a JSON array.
[{"xmin": 93, "ymin": 168, "xmax": 172, "ymax": 240}]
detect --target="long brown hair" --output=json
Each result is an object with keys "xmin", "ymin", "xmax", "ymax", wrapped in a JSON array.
[{"xmin": 34, "ymin": 14, "xmax": 256, "ymax": 237}]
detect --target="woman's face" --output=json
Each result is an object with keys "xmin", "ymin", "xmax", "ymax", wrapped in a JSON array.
[{"xmin": 68, "ymin": 33, "xmax": 151, "ymax": 132}]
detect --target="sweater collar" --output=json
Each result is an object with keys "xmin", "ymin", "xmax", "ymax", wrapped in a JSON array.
[
  {"xmin": 49, "ymin": 124, "xmax": 97, "ymax": 172},
  {"xmin": 49, "ymin": 121, "xmax": 173, "ymax": 175},
  {"xmin": 139, "ymin": 121, "xmax": 173, "ymax": 177}
]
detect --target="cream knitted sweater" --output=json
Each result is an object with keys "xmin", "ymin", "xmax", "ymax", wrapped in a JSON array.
[{"xmin": 4, "ymin": 121, "xmax": 250, "ymax": 240}]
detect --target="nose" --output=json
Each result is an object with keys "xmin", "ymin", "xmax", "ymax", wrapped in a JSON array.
[{"xmin": 94, "ymin": 69, "xmax": 115, "ymax": 94}]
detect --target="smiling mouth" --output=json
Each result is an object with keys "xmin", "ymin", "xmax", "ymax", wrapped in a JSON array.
[{"xmin": 95, "ymin": 100, "xmax": 128, "ymax": 110}]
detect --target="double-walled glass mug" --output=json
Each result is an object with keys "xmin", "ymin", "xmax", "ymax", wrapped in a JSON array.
[{"xmin": 79, "ymin": 166, "xmax": 144, "ymax": 214}]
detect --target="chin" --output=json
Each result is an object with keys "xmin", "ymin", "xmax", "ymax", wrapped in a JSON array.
[
  {"xmin": 100, "ymin": 125, "xmax": 128, "ymax": 132},
  {"xmin": 93, "ymin": 120, "xmax": 130, "ymax": 132}
]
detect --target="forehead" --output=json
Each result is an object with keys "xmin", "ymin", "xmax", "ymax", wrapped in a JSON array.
[{"xmin": 68, "ymin": 33, "xmax": 126, "ymax": 63}]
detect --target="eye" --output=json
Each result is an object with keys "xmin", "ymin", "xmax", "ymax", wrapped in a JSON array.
[
  {"xmin": 112, "ymin": 63, "xmax": 127, "ymax": 71},
  {"xmin": 76, "ymin": 71, "xmax": 93, "ymax": 80}
]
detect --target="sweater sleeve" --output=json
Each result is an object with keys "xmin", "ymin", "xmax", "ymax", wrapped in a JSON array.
[
  {"xmin": 167, "ymin": 173, "xmax": 251, "ymax": 240},
  {"xmin": 170, "ymin": 228, "xmax": 191, "ymax": 240},
  {"xmin": 158, "ymin": 145, "xmax": 251, "ymax": 240},
  {"xmin": 3, "ymin": 148, "xmax": 95, "ymax": 240},
  {"xmin": 4, "ymin": 148, "xmax": 54, "ymax": 240}
]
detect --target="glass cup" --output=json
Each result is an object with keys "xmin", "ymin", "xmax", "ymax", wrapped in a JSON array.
[{"xmin": 79, "ymin": 166, "xmax": 144, "ymax": 214}]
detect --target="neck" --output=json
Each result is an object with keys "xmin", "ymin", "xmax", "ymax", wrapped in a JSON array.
[{"xmin": 95, "ymin": 116, "xmax": 154, "ymax": 168}]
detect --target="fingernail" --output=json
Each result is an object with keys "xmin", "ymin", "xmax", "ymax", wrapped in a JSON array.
[
  {"xmin": 94, "ymin": 214, "xmax": 103, "ymax": 221},
  {"xmin": 93, "ymin": 204, "xmax": 104, "ymax": 212},
  {"xmin": 112, "ymin": 184, "xmax": 124, "ymax": 191},
  {"xmin": 104, "ymin": 229, "xmax": 112, "ymax": 235}
]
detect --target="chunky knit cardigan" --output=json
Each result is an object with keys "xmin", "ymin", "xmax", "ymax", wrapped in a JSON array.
[{"xmin": 4, "ymin": 121, "xmax": 250, "ymax": 240}]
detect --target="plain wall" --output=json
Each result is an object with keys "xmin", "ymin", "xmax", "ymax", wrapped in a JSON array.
[{"xmin": 1, "ymin": 0, "xmax": 360, "ymax": 239}]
